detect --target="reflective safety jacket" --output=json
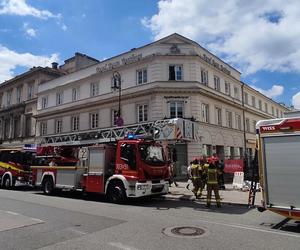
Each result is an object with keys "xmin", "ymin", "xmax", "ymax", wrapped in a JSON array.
[
  {"xmin": 207, "ymin": 168, "xmax": 218, "ymax": 184},
  {"xmin": 191, "ymin": 164, "xmax": 201, "ymax": 178}
]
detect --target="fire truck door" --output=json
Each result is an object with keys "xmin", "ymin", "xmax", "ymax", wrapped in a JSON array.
[{"xmin": 85, "ymin": 148, "xmax": 105, "ymax": 193}]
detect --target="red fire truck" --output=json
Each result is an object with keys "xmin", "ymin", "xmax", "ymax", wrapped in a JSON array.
[
  {"xmin": 0, "ymin": 145, "xmax": 36, "ymax": 188},
  {"xmin": 31, "ymin": 118, "xmax": 199, "ymax": 203},
  {"xmin": 256, "ymin": 117, "xmax": 300, "ymax": 219}
]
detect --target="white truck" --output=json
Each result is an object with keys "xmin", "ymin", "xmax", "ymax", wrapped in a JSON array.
[{"xmin": 256, "ymin": 117, "xmax": 300, "ymax": 219}]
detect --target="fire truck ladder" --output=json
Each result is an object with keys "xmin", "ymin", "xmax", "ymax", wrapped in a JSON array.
[{"xmin": 40, "ymin": 118, "xmax": 199, "ymax": 146}]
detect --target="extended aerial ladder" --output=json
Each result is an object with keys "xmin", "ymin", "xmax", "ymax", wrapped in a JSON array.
[{"xmin": 40, "ymin": 118, "xmax": 201, "ymax": 146}]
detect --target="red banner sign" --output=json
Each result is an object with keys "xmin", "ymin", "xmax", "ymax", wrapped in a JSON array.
[{"xmin": 224, "ymin": 159, "xmax": 244, "ymax": 173}]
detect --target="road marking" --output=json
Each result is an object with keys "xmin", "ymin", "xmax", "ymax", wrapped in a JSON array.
[
  {"xmin": 109, "ymin": 242, "xmax": 140, "ymax": 250},
  {"xmin": 197, "ymin": 219, "xmax": 300, "ymax": 238},
  {"xmin": 5, "ymin": 211, "xmax": 19, "ymax": 215}
]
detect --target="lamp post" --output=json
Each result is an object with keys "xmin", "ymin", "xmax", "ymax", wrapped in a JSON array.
[{"xmin": 112, "ymin": 71, "xmax": 123, "ymax": 126}]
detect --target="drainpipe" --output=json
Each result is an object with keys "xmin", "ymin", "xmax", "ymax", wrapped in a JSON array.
[{"xmin": 241, "ymin": 82, "xmax": 247, "ymax": 158}]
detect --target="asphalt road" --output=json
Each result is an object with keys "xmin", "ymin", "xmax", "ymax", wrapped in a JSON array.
[{"xmin": 0, "ymin": 188, "xmax": 299, "ymax": 250}]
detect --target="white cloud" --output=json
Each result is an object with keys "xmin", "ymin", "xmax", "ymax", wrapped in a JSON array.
[
  {"xmin": 250, "ymin": 84, "xmax": 284, "ymax": 99},
  {"xmin": 0, "ymin": 0, "xmax": 59, "ymax": 19},
  {"xmin": 23, "ymin": 22, "xmax": 36, "ymax": 37},
  {"xmin": 142, "ymin": 0, "xmax": 300, "ymax": 75},
  {"xmin": 292, "ymin": 92, "xmax": 300, "ymax": 109},
  {"xmin": 0, "ymin": 45, "xmax": 59, "ymax": 83},
  {"xmin": 61, "ymin": 23, "xmax": 67, "ymax": 31}
]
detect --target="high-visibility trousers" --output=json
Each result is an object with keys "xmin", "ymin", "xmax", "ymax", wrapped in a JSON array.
[{"xmin": 207, "ymin": 183, "xmax": 221, "ymax": 205}]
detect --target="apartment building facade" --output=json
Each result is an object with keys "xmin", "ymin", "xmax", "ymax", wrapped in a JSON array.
[
  {"xmin": 35, "ymin": 33, "xmax": 288, "ymax": 177},
  {"xmin": 0, "ymin": 53, "xmax": 99, "ymax": 148}
]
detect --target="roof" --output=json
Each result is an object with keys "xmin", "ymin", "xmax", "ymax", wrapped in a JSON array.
[{"xmin": 0, "ymin": 66, "xmax": 64, "ymax": 89}]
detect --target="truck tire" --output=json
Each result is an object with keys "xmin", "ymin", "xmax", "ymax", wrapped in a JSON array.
[
  {"xmin": 107, "ymin": 181, "xmax": 126, "ymax": 204},
  {"xmin": 42, "ymin": 177, "xmax": 54, "ymax": 195},
  {"xmin": 2, "ymin": 176, "xmax": 11, "ymax": 189}
]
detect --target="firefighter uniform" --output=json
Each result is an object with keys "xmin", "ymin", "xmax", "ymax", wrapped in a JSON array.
[
  {"xmin": 199, "ymin": 160, "xmax": 209, "ymax": 197},
  {"xmin": 191, "ymin": 160, "xmax": 202, "ymax": 198},
  {"xmin": 206, "ymin": 157, "xmax": 221, "ymax": 208}
]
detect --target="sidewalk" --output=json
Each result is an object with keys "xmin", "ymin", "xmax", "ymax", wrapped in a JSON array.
[{"xmin": 164, "ymin": 182, "xmax": 262, "ymax": 206}]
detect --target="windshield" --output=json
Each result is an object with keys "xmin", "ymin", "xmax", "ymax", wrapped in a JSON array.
[{"xmin": 139, "ymin": 144, "xmax": 166, "ymax": 166}]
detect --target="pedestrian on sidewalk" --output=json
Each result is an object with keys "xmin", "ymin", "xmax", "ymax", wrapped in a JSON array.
[{"xmin": 206, "ymin": 156, "xmax": 221, "ymax": 208}]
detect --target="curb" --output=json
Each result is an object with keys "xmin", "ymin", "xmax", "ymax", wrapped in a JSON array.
[{"xmin": 160, "ymin": 194, "xmax": 255, "ymax": 208}]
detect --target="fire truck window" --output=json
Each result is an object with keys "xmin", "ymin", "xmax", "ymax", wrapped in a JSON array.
[{"xmin": 120, "ymin": 143, "xmax": 136, "ymax": 170}]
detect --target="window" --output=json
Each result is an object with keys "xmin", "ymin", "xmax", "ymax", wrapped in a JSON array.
[
  {"xmin": 276, "ymin": 109, "xmax": 279, "ymax": 117},
  {"xmin": 0, "ymin": 93, "xmax": 3, "ymax": 108},
  {"xmin": 120, "ymin": 143, "xmax": 136, "ymax": 169},
  {"xmin": 235, "ymin": 114, "xmax": 241, "ymax": 130},
  {"xmin": 137, "ymin": 69, "xmax": 147, "ymax": 84},
  {"xmin": 201, "ymin": 68, "xmax": 208, "ymax": 85},
  {"xmin": 280, "ymin": 110, "xmax": 283, "ymax": 118},
  {"xmin": 40, "ymin": 121, "xmax": 47, "ymax": 135},
  {"xmin": 214, "ymin": 76, "xmax": 220, "ymax": 91},
  {"xmin": 137, "ymin": 104, "xmax": 148, "ymax": 122},
  {"xmin": 55, "ymin": 119, "xmax": 62, "ymax": 134},
  {"xmin": 245, "ymin": 118, "xmax": 250, "ymax": 132},
  {"xmin": 251, "ymin": 96, "xmax": 256, "ymax": 107},
  {"xmin": 169, "ymin": 65, "xmax": 183, "ymax": 81},
  {"xmin": 215, "ymin": 107, "xmax": 222, "ymax": 126},
  {"xmin": 252, "ymin": 120, "xmax": 257, "ymax": 132},
  {"xmin": 244, "ymin": 92, "xmax": 248, "ymax": 104},
  {"xmin": 90, "ymin": 82, "xmax": 99, "ymax": 96},
  {"xmin": 170, "ymin": 101, "xmax": 183, "ymax": 118},
  {"xmin": 272, "ymin": 106, "xmax": 275, "ymax": 116},
  {"xmin": 203, "ymin": 144, "xmax": 212, "ymax": 157},
  {"xmin": 225, "ymin": 82, "xmax": 231, "ymax": 96},
  {"xmin": 201, "ymin": 103, "xmax": 209, "ymax": 123},
  {"xmin": 71, "ymin": 116, "xmax": 79, "ymax": 131},
  {"xmin": 111, "ymin": 109, "xmax": 118, "ymax": 126},
  {"xmin": 25, "ymin": 116, "xmax": 32, "ymax": 137},
  {"xmin": 14, "ymin": 116, "xmax": 20, "ymax": 138},
  {"xmin": 90, "ymin": 112, "xmax": 99, "ymax": 129},
  {"xmin": 27, "ymin": 83, "xmax": 34, "ymax": 100},
  {"xmin": 234, "ymin": 86, "xmax": 239, "ymax": 99},
  {"xmin": 226, "ymin": 110, "xmax": 232, "ymax": 128},
  {"xmin": 72, "ymin": 88, "xmax": 80, "ymax": 101},
  {"xmin": 56, "ymin": 91, "xmax": 63, "ymax": 105},
  {"xmin": 7, "ymin": 89, "xmax": 12, "ymax": 106},
  {"xmin": 258, "ymin": 100, "xmax": 262, "ymax": 110},
  {"xmin": 41, "ymin": 96, "xmax": 48, "ymax": 109},
  {"xmin": 265, "ymin": 103, "xmax": 268, "ymax": 113},
  {"xmin": 16, "ymin": 86, "xmax": 22, "ymax": 103}
]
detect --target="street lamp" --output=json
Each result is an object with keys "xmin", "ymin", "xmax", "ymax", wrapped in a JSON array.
[{"xmin": 112, "ymin": 71, "xmax": 123, "ymax": 126}]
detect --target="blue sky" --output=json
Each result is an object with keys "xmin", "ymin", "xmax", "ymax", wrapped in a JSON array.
[{"xmin": 1, "ymin": 0, "xmax": 300, "ymax": 108}]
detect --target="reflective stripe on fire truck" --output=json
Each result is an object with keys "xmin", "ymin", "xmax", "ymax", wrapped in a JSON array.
[{"xmin": 0, "ymin": 161, "xmax": 27, "ymax": 173}]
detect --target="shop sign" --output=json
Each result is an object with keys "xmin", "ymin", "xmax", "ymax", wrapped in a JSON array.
[{"xmin": 224, "ymin": 159, "xmax": 244, "ymax": 173}]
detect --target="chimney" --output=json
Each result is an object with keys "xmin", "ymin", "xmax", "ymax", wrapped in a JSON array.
[{"xmin": 51, "ymin": 62, "xmax": 58, "ymax": 69}]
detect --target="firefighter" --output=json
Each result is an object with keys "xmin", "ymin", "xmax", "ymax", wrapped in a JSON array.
[
  {"xmin": 206, "ymin": 156, "xmax": 221, "ymax": 208},
  {"xmin": 199, "ymin": 155, "xmax": 209, "ymax": 198},
  {"xmin": 191, "ymin": 158, "xmax": 201, "ymax": 198}
]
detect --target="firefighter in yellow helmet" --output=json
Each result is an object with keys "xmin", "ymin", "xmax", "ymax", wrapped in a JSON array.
[
  {"xmin": 191, "ymin": 158, "xmax": 202, "ymax": 198},
  {"xmin": 206, "ymin": 156, "xmax": 221, "ymax": 208}
]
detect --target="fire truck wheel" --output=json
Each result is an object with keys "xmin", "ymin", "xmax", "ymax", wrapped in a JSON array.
[
  {"xmin": 107, "ymin": 181, "xmax": 126, "ymax": 204},
  {"xmin": 2, "ymin": 176, "xmax": 11, "ymax": 189},
  {"xmin": 42, "ymin": 178, "xmax": 54, "ymax": 195}
]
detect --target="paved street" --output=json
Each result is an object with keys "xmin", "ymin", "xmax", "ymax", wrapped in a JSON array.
[{"xmin": 0, "ymin": 188, "xmax": 299, "ymax": 250}]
